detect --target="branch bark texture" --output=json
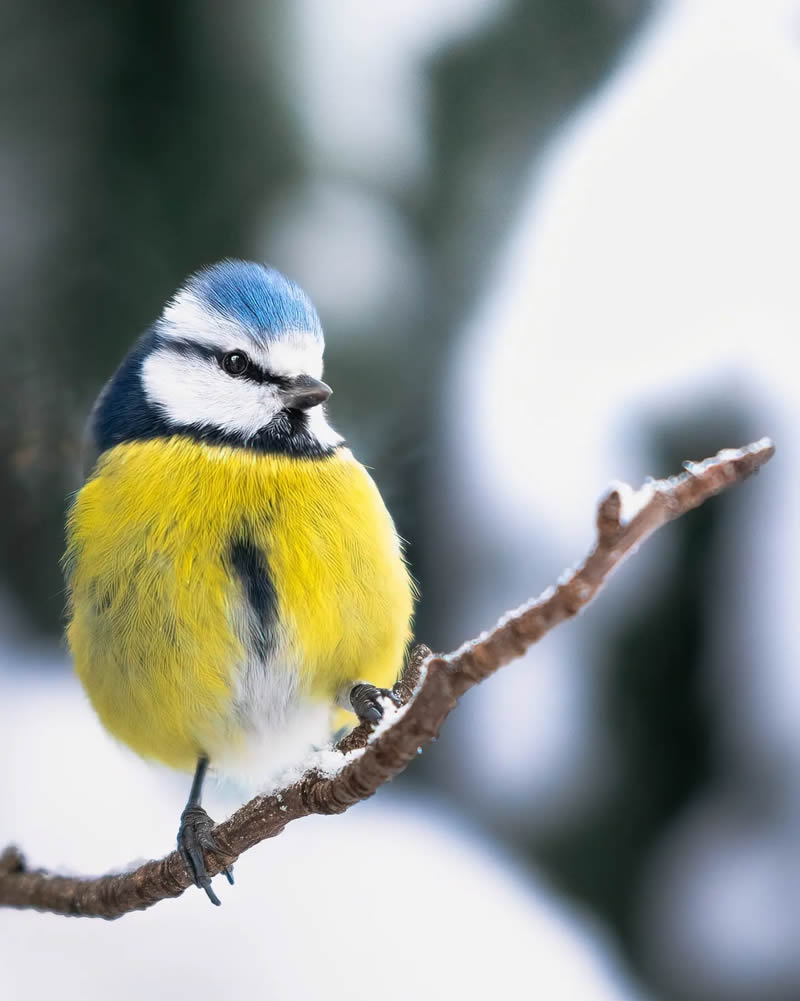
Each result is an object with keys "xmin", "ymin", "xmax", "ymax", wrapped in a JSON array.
[{"xmin": 0, "ymin": 438, "xmax": 775, "ymax": 918}]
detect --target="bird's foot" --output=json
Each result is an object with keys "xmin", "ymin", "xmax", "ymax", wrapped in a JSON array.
[
  {"xmin": 350, "ymin": 683, "xmax": 401, "ymax": 725},
  {"xmin": 177, "ymin": 805, "xmax": 234, "ymax": 906}
]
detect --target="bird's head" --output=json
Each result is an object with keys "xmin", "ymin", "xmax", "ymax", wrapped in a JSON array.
[{"xmin": 91, "ymin": 260, "xmax": 342, "ymax": 458}]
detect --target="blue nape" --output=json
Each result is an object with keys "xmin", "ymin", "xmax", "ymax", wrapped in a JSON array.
[{"xmin": 184, "ymin": 260, "xmax": 322, "ymax": 341}]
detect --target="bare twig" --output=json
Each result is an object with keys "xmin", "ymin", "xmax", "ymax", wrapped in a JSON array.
[{"xmin": 0, "ymin": 439, "xmax": 775, "ymax": 918}]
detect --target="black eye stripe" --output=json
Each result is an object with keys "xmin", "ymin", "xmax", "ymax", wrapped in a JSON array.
[{"xmin": 155, "ymin": 336, "xmax": 289, "ymax": 387}]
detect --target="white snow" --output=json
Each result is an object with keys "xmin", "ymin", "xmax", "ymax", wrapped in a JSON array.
[
  {"xmin": 0, "ymin": 646, "xmax": 646, "ymax": 1001},
  {"xmin": 432, "ymin": 0, "xmax": 800, "ymax": 991},
  {"xmin": 258, "ymin": 745, "xmax": 366, "ymax": 796},
  {"xmin": 367, "ymin": 695, "xmax": 409, "ymax": 742},
  {"xmin": 609, "ymin": 481, "xmax": 656, "ymax": 527}
]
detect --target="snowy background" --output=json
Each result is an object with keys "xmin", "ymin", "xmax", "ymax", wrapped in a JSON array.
[{"xmin": 1, "ymin": 1, "xmax": 798, "ymax": 999}]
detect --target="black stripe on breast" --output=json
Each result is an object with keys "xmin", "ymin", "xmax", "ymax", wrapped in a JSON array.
[{"xmin": 228, "ymin": 538, "xmax": 279, "ymax": 660}]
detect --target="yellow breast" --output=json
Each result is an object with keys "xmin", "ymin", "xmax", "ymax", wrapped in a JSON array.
[{"xmin": 64, "ymin": 438, "xmax": 414, "ymax": 771}]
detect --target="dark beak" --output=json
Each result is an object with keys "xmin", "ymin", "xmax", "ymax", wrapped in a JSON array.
[{"xmin": 280, "ymin": 375, "xmax": 332, "ymax": 411}]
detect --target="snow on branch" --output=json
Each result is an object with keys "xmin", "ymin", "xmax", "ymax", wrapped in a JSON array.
[{"xmin": 0, "ymin": 438, "xmax": 775, "ymax": 919}]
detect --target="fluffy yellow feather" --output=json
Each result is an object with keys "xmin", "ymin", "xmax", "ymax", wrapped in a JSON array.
[{"xmin": 65, "ymin": 437, "xmax": 414, "ymax": 772}]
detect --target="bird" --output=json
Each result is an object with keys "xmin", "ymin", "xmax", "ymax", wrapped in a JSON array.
[{"xmin": 63, "ymin": 260, "xmax": 415, "ymax": 905}]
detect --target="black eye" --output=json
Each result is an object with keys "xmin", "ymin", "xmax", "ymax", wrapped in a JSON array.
[{"xmin": 221, "ymin": 351, "xmax": 249, "ymax": 377}]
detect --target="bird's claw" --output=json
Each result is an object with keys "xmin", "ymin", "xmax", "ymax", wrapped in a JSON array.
[
  {"xmin": 177, "ymin": 804, "xmax": 232, "ymax": 905},
  {"xmin": 350, "ymin": 683, "xmax": 401, "ymax": 724}
]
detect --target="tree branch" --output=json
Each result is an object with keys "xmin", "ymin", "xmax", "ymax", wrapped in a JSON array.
[{"xmin": 0, "ymin": 438, "xmax": 775, "ymax": 918}]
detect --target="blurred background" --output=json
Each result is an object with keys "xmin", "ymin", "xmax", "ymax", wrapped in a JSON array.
[{"xmin": 1, "ymin": 0, "xmax": 799, "ymax": 998}]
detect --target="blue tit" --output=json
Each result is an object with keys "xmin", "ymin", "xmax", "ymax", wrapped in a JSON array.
[{"xmin": 63, "ymin": 260, "xmax": 415, "ymax": 904}]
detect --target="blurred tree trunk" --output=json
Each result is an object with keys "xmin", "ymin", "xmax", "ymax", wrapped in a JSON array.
[
  {"xmin": 417, "ymin": 0, "xmax": 647, "ymax": 635},
  {"xmin": 533, "ymin": 411, "xmax": 753, "ymax": 998}
]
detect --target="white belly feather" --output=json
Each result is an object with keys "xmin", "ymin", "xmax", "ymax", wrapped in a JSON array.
[{"xmin": 211, "ymin": 598, "xmax": 335, "ymax": 789}]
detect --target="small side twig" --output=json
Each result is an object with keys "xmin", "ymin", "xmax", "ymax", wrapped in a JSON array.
[{"xmin": 0, "ymin": 438, "xmax": 775, "ymax": 919}]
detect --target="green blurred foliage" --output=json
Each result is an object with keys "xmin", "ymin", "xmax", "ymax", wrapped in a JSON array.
[{"xmin": 0, "ymin": 0, "xmax": 298, "ymax": 631}]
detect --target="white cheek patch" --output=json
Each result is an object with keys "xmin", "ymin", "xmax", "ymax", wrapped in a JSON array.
[
  {"xmin": 305, "ymin": 405, "xmax": 344, "ymax": 449},
  {"xmin": 142, "ymin": 350, "xmax": 283, "ymax": 436},
  {"xmin": 153, "ymin": 289, "xmax": 336, "ymax": 447}
]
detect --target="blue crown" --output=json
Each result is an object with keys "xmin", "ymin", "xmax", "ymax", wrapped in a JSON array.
[{"xmin": 184, "ymin": 260, "xmax": 322, "ymax": 342}]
